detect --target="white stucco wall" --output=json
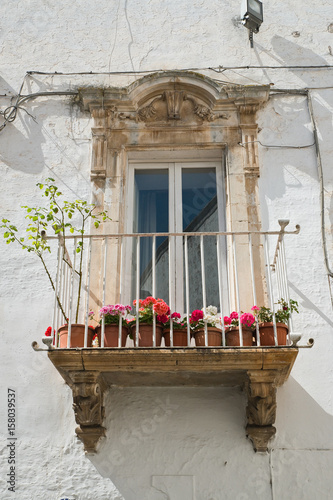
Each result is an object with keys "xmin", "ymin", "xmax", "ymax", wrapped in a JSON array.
[{"xmin": 0, "ymin": 1, "xmax": 333, "ymax": 499}]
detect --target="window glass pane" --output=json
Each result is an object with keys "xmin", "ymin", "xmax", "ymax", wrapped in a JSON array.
[
  {"xmin": 182, "ymin": 167, "xmax": 220, "ymax": 312},
  {"xmin": 182, "ymin": 167, "xmax": 217, "ymax": 232},
  {"xmin": 132, "ymin": 169, "xmax": 169, "ymax": 301}
]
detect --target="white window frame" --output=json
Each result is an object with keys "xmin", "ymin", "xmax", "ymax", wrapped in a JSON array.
[{"xmin": 124, "ymin": 152, "xmax": 228, "ymax": 314}]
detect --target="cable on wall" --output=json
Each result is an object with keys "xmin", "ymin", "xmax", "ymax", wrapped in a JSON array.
[{"xmin": 306, "ymin": 90, "xmax": 333, "ymax": 279}]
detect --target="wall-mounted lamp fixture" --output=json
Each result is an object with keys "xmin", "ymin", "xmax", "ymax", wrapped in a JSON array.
[{"xmin": 241, "ymin": 0, "xmax": 263, "ymax": 48}]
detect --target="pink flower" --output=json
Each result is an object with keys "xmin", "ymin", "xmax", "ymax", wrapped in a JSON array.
[
  {"xmin": 251, "ymin": 306, "xmax": 260, "ymax": 312},
  {"xmin": 240, "ymin": 313, "xmax": 255, "ymax": 327},
  {"xmin": 223, "ymin": 316, "xmax": 231, "ymax": 326},
  {"xmin": 230, "ymin": 311, "xmax": 238, "ymax": 320},
  {"xmin": 157, "ymin": 314, "xmax": 169, "ymax": 324},
  {"xmin": 171, "ymin": 312, "xmax": 181, "ymax": 320},
  {"xmin": 190, "ymin": 310, "xmax": 204, "ymax": 323}
]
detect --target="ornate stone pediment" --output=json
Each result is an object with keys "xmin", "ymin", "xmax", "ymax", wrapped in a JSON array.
[
  {"xmin": 79, "ymin": 71, "xmax": 270, "ymax": 183},
  {"xmin": 134, "ymin": 91, "xmax": 229, "ymax": 123}
]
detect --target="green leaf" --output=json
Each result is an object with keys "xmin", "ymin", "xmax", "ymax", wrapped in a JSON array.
[{"xmin": 70, "ymin": 227, "xmax": 74, "ymax": 234}]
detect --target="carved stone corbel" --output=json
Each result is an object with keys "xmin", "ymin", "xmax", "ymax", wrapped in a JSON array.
[
  {"xmin": 70, "ymin": 371, "xmax": 106, "ymax": 453},
  {"xmin": 245, "ymin": 370, "xmax": 278, "ymax": 452}
]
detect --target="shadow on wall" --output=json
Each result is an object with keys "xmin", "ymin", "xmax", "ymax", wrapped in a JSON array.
[
  {"xmin": 260, "ymin": 36, "xmax": 333, "ymax": 241},
  {"xmin": 272, "ymin": 377, "xmax": 333, "ymax": 499},
  {"xmin": 0, "ymin": 103, "xmax": 45, "ymax": 174},
  {"xmin": 87, "ymin": 380, "xmax": 333, "ymax": 500}
]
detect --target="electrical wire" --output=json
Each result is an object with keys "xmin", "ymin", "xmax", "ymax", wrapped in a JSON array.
[
  {"xmin": 238, "ymin": 140, "xmax": 315, "ymax": 149},
  {"xmin": 26, "ymin": 64, "xmax": 333, "ymax": 76},
  {"xmin": 0, "ymin": 90, "xmax": 78, "ymax": 132}
]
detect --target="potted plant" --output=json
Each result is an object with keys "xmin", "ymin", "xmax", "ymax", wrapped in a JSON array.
[
  {"xmin": 223, "ymin": 311, "xmax": 255, "ymax": 346},
  {"xmin": 129, "ymin": 296, "xmax": 169, "ymax": 346},
  {"xmin": 1, "ymin": 178, "xmax": 109, "ymax": 348},
  {"xmin": 163, "ymin": 312, "xmax": 189, "ymax": 347},
  {"xmin": 251, "ymin": 299, "xmax": 299, "ymax": 346},
  {"xmin": 191, "ymin": 306, "xmax": 223, "ymax": 347},
  {"xmin": 95, "ymin": 304, "xmax": 131, "ymax": 347}
]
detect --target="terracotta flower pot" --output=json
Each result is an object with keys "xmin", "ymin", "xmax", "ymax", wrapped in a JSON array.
[
  {"xmin": 130, "ymin": 323, "xmax": 163, "ymax": 347},
  {"xmin": 164, "ymin": 328, "xmax": 189, "ymax": 347},
  {"xmin": 95, "ymin": 324, "xmax": 128, "ymax": 347},
  {"xmin": 193, "ymin": 327, "xmax": 222, "ymax": 347},
  {"xmin": 258, "ymin": 322, "xmax": 288, "ymax": 346},
  {"xmin": 58, "ymin": 324, "xmax": 94, "ymax": 348},
  {"xmin": 225, "ymin": 326, "xmax": 253, "ymax": 346}
]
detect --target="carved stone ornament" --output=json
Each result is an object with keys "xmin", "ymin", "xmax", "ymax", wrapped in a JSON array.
[
  {"xmin": 70, "ymin": 372, "xmax": 106, "ymax": 453},
  {"xmin": 135, "ymin": 91, "xmax": 229, "ymax": 123},
  {"xmin": 245, "ymin": 370, "xmax": 278, "ymax": 452}
]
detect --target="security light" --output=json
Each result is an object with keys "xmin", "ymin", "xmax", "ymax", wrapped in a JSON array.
[{"xmin": 241, "ymin": 0, "xmax": 263, "ymax": 47}]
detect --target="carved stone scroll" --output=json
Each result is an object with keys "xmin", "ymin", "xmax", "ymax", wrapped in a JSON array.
[
  {"xmin": 70, "ymin": 371, "xmax": 106, "ymax": 453},
  {"xmin": 184, "ymin": 95, "xmax": 229, "ymax": 121},
  {"xmin": 245, "ymin": 370, "xmax": 278, "ymax": 452}
]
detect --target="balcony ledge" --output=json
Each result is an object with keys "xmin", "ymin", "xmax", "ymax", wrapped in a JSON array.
[{"xmin": 48, "ymin": 347, "xmax": 298, "ymax": 454}]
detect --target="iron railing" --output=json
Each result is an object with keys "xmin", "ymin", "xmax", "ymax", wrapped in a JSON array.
[{"xmin": 46, "ymin": 220, "xmax": 300, "ymax": 348}]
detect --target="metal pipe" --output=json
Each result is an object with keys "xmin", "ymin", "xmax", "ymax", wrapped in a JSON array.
[
  {"xmin": 168, "ymin": 235, "xmax": 174, "ymax": 347},
  {"xmin": 152, "ymin": 236, "xmax": 157, "ymax": 347},
  {"xmin": 67, "ymin": 237, "xmax": 77, "ymax": 347},
  {"xmin": 216, "ymin": 235, "xmax": 226, "ymax": 346},
  {"xmin": 200, "ymin": 235, "xmax": 208, "ymax": 346},
  {"xmin": 184, "ymin": 235, "xmax": 191, "ymax": 347},
  {"xmin": 118, "ymin": 237, "xmax": 124, "ymax": 348},
  {"xmin": 232, "ymin": 234, "xmax": 243, "ymax": 346},
  {"xmin": 43, "ymin": 227, "xmax": 301, "ymax": 240},
  {"xmin": 52, "ymin": 241, "xmax": 62, "ymax": 348},
  {"xmin": 248, "ymin": 233, "xmax": 260, "ymax": 346},
  {"xmin": 84, "ymin": 237, "xmax": 93, "ymax": 348},
  {"xmin": 135, "ymin": 236, "xmax": 140, "ymax": 347},
  {"xmin": 264, "ymin": 234, "xmax": 278, "ymax": 346},
  {"xmin": 101, "ymin": 237, "xmax": 108, "ymax": 348}
]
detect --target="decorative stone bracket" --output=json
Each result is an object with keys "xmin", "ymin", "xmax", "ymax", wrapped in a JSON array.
[
  {"xmin": 246, "ymin": 370, "xmax": 278, "ymax": 452},
  {"xmin": 69, "ymin": 371, "xmax": 106, "ymax": 453},
  {"xmin": 48, "ymin": 347, "xmax": 298, "ymax": 453}
]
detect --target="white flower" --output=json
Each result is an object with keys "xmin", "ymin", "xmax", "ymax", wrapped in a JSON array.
[
  {"xmin": 204, "ymin": 305, "xmax": 218, "ymax": 316},
  {"xmin": 203, "ymin": 313, "xmax": 221, "ymax": 327}
]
